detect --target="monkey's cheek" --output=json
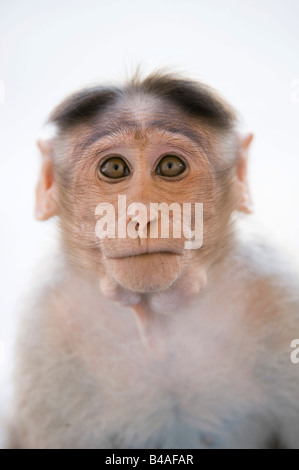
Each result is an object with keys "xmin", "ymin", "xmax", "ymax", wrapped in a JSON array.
[
  {"xmin": 107, "ymin": 253, "xmax": 182, "ymax": 293},
  {"xmin": 149, "ymin": 265, "xmax": 207, "ymax": 314},
  {"xmin": 99, "ymin": 275, "xmax": 142, "ymax": 307}
]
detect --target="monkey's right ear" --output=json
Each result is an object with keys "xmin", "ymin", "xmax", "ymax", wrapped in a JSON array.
[
  {"xmin": 235, "ymin": 133, "xmax": 254, "ymax": 214},
  {"xmin": 35, "ymin": 129, "xmax": 57, "ymax": 221}
]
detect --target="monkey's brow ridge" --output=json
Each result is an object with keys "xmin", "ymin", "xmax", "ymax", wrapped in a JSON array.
[{"xmin": 78, "ymin": 119, "xmax": 208, "ymax": 153}]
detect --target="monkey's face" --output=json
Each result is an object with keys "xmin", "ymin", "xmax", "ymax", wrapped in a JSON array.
[{"xmin": 55, "ymin": 97, "xmax": 237, "ymax": 296}]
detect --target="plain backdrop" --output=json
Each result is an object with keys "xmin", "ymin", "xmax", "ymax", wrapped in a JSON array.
[{"xmin": 0, "ymin": 0, "xmax": 298, "ymax": 441}]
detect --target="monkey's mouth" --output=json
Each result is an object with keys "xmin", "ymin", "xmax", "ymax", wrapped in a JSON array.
[
  {"xmin": 105, "ymin": 249, "xmax": 182, "ymax": 259},
  {"xmin": 104, "ymin": 250, "xmax": 183, "ymax": 292}
]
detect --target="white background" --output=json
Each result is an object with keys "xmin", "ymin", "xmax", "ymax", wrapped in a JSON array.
[{"xmin": 0, "ymin": 0, "xmax": 298, "ymax": 441}]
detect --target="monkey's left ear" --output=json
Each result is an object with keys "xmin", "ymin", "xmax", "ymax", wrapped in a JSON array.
[
  {"xmin": 235, "ymin": 133, "xmax": 254, "ymax": 214},
  {"xmin": 35, "ymin": 132, "xmax": 57, "ymax": 221}
]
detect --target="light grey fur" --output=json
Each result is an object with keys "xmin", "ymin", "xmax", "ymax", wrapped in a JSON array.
[{"xmin": 6, "ymin": 229, "xmax": 299, "ymax": 449}]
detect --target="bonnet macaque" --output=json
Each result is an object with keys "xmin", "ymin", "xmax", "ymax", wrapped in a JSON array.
[{"xmin": 8, "ymin": 71, "xmax": 299, "ymax": 449}]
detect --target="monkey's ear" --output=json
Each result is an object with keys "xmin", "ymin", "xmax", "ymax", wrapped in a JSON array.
[
  {"xmin": 235, "ymin": 133, "xmax": 254, "ymax": 214},
  {"xmin": 35, "ymin": 133, "xmax": 57, "ymax": 221}
]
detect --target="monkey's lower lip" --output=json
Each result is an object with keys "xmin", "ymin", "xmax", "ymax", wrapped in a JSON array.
[{"xmin": 105, "ymin": 250, "xmax": 182, "ymax": 259}]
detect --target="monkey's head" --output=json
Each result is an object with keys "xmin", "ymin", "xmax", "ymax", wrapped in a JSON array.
[{"xmin": 35, "ymin": 71, "xmax": 253, "ymax": 311}]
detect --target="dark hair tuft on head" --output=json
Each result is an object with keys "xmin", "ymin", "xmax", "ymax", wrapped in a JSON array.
[
  {"xmin": 48, "ymin": 87, "xmax": 120, "ymax": 128},
  {"xmin": 48, "ymin": 69, "xmax": 237, "ymax": 131},
  {"xmin": 126, "ymin": 70, "xmax": 236, "ymax": 129}
]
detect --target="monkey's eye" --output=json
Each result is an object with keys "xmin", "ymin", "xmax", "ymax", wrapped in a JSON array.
[
  {"xmin": 155, "ymin": 155, "xmax": 186, "ymax": 178},
  {"xmin": 98, "ymin": 157, "xmax": 130, "ymax": 179}
]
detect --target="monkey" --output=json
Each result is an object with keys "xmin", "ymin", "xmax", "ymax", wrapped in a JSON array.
[{"xmin": 6, "ymin": 70, "xmax": 299, "ymax": 449}]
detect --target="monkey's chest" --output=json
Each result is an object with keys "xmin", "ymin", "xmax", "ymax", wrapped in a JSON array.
[{"xmin": 83, "ymin": 334, "xmax": 274, "ymax": 449}]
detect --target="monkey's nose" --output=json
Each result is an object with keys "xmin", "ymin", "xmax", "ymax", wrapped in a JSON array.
[
  {"xmin": 127, "ymin": 203, "xmax": 158, "ymax": 239},
  {"xmin": 135, "ymin": 212, "xmax": 158, "ymax": 239}
]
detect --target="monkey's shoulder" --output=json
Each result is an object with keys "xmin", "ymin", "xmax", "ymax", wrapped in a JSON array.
[
  {"xmin": 226, "ymin": 238, "xmax": 299, "ymax": 346},
  {"xmin": 230, "ymin": 237, "xmax": 299, "ymax": 304}
]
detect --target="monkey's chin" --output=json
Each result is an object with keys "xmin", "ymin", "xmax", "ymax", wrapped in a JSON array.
[{"xmin": 107, "ymin": 253, "xmax": 182, "ymax": 293}]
